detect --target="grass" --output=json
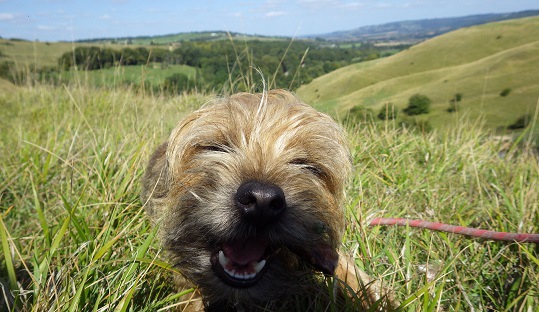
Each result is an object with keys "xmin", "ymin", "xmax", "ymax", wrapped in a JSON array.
[
  {"xmin": 58, "ymin": 64, "xmax": 198, "ymax": 91},
  {"xmin": 0, "ymin": 39, "xmax": 146, "ymax": 68},
  {"xmin": 0, "ymin": 84, "xmax": 208, "ymax": 311},
  {"xmin": 1, "ymin": 81, "xmax": 538, "ymax": 311},
  {"xmin": 296, "ymin": 16, "xmax": 539, "ymax": 131}
]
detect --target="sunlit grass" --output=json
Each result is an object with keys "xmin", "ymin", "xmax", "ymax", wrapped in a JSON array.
[{"xmin": 1, "ymin": 84, "xmax": 538, "ymax": 311}]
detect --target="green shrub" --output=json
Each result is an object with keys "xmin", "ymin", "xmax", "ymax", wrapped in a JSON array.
[
  {"xmin": 500, "ymin": 88, "xmax": 512, "ymax": 97},
  {"xmin": 377, "ymin": 103, "xmax": 398, "ymax": 120},
  {"xmin": 508, "ymin": 114, "xmax": 532, "ymax": 129},
  {"xmin": 403, "ymin": 94, "xmax": 431, "ymax": 116},
  {"xmin": 447, "ymin": 93, "xmax": 463, "ymax": 113},
  {"xmin": 344, "ymin": 106, "xmax": 374, "ymax": 123}
]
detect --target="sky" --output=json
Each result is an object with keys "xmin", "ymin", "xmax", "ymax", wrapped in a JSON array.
[{"xmin": 1, "ymin": 0, "xmax": 538, "ymax": 42}]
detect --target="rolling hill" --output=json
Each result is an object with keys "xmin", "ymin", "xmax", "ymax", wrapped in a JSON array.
[
  {"xmin": 296, "ymin": 16, "xmax": 539, "ymax": 130},
  {"xmin": 307, "ymin": 10, "xmax": 539, "ymax": 43},
  {"xmin": 75, "ymin": 31, "xmax": 287, "ymax": 45}
]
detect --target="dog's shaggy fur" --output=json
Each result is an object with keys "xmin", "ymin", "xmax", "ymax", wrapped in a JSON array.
[{"xmin": 141, "ymin": 90, "xmax": 391, "ymax": 311}]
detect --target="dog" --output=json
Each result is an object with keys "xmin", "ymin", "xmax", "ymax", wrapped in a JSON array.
[{"xmin": 141, "ymin": 89, "xmax": 392, "ymax": 311}]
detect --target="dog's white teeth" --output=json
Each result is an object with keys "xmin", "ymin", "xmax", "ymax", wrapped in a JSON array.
[
  {"xmin": 234, "ymin": 272, "xmax": 245, "ymax": 279},
  {"xmin": 224, "ymin": 267, "xmax": 235, "ymax": 276},
  {"xmin": 254, "ymin": 259, "xmax": 266, "ymax": 273},
  {"xmin": 219, "ymin": 250, "xmax": 266, "ymax": 280},
  {"xmin": 218, "ymin": 250, "xmax": 230, "ymax": 267}
]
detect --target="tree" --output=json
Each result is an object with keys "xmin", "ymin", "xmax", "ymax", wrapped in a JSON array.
[
  {"xmin": 404, "ymin": 94, "xmax": 431, "ymax": 116},
  {"xmin": 508, "ymin": 114, "xmax": 531, "ymax": 130},
  {"xmin": 500, "ymin": 88, "xmax": 512, "ymax": 97},
  {"xmin": 377, "ymin": 103, "xmax": 398, "ymax": 120},
  {"xmin": 447, "ymin": 93, "xmax": 463, "ymax": 113},
  {"xmin": 344, "ymin": 106, "xmax": 375, "ymax": 123}
]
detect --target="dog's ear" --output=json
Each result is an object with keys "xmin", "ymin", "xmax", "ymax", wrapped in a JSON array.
[{"xmin": 141, "ymin": 143, "xmax": 169, "ymax": 217}]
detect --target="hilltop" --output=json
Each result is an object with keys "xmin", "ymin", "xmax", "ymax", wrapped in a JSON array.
[
  {"xmin": 296, "ymin": 16, "xmax": 539, "ymax": 131},
  {"xmin": 75, "ymin": 31, "xmax": 288, "ymax": 45},
  {"xmin": 307, "ymin": 9, "xmax": 539, "ymax": 43}
]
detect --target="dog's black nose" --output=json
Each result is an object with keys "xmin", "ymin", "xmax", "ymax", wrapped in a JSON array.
[{"xmin": 235, "ymin": 181, "xmax": 286, "ymax": 223}]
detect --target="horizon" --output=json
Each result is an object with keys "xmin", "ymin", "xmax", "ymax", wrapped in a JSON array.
[{"xmin": 1, "ymin": 1, "xmax": 539, "ymax": 42}]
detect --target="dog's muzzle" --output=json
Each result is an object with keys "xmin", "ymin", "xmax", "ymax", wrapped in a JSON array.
[
  {"xmin": 210, "ymin": 180, "xmax": 338, "ymax": 288},
  {"xmin": 210, "ymin": 181, "xmax": 285, "ymax": 287}
]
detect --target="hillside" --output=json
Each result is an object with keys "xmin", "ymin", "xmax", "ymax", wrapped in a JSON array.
[
  {"xmin": 308, "ymin": 9, "xmax": 539, "ymax": 43},
  {"xmin": 296, "ymin": 16, "xmax": 539, "ymax": 130}
]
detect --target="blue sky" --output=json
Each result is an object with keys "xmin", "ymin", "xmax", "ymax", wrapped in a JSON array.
[{"xmin": 1, "ymin": 0, "xmax": 538, "ymax": 41}]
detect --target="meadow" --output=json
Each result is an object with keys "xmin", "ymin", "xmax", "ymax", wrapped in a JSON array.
[
  {"xmin": 57, "ymin": 64, "xmax": 198, "ymax": 90},
  {"xmin": 1, "ymin": 80, "xmax": 538, "ymax": 311},
  {"xmin": 297, "ymin": 16, "xmax": 539, "ymax": 133}
]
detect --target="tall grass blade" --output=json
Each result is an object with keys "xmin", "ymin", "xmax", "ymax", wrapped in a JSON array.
[{"xmin": 0, "ymin": 216, "xmax": 18, "ymax": 292}]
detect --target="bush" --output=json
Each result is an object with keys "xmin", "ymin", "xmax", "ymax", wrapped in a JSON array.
[
  {"xmin": 403, "ymin": 94, "xmax": 431, "ymax": 116},
  {"xmin": 507, "ymin": 114, "xmax": 532, "ymax": 130},
  {"xmin": 0, "ymin": 60, "xmax": 15, "ymax": 81},
  {"xmin": 447, "ymin": 93, "xmax": 463, "ymax": 113},
  {"xmin": 500, "ymin": 88, "xmax": 512, "ymax": 97},
  {"xmin": 163, "ymin": 73, "xmax": 195, "ymax": 93},
  {"xmin": 377, "ymin": 103, "xmax": 398, "ymax": 120},
  {"xmin": 344, "ymin": 106, "xmax": 374, "ymax": 123}
]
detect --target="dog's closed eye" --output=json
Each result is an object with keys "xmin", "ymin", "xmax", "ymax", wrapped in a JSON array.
[
  {"xmin": 198, "ymin": 143, "xmax": 230, "ymax": 153},
  {"xmin": 290, "ymin": 158, "xmax": 325, "ymax": 178}
]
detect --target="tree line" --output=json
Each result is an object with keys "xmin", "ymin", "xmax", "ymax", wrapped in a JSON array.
[{"xmin": 56, "ymin": 40, "xmax": 390, "ymax": 91}]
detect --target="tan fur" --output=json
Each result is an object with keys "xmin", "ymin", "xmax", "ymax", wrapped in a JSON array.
[{"xmin": 141, "ymin": 90, "xmax": 393, "ymax": 311}]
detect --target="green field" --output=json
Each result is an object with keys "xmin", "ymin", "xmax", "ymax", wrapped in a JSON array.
[
  {"xmin": 1, "ymin": 84, "xmax": 537, "ymax": 311},
  {"xmin": 297, "ymin": 16, "xmax": 539, "ymax": 131},
  {"xmin": 58, "ymin": 64, "xmax": 198, "ymax": 90},
  {"xmin": 0, "ymin": 39, "xmax": 143, "ymax": 67}
]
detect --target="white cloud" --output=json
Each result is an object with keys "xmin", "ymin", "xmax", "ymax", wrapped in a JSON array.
[
  {"xmin": 100, "ymin": 14, "xmax": 112, "ymax": 19},
  {"xmin": 0, "ymin": 13, "xmax": 15, "ymax": 21},
  {"xmin": 266, "ymin": 11, "xmax": 288, "ymax": 17}
]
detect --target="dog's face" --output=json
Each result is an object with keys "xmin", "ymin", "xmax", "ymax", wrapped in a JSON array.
[{"xmin": 142, "ymin": 90, "xmax": 351, "ymax": 305}]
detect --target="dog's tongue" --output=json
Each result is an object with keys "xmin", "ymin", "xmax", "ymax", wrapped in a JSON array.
[{"xmin": 222, "ymin": 239, "xmax": 267, "ymax": 265}]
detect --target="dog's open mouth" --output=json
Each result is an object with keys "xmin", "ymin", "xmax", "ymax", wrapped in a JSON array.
[
  {"xmin": 211, "ymin": 238, "xmax": 271, "ymax": 288},
  {"xmin": 210, "ymin": 237, "xmax": 339, "ymax": 288}
]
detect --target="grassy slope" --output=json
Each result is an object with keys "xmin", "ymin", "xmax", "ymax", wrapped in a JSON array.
[
  {"xmin": 296, "ymin": 16, "xmax": 539, "ymax": 129},
  {"xmin": 1, "ymin": 84, "xmax": 538, "ymax": 311}
]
